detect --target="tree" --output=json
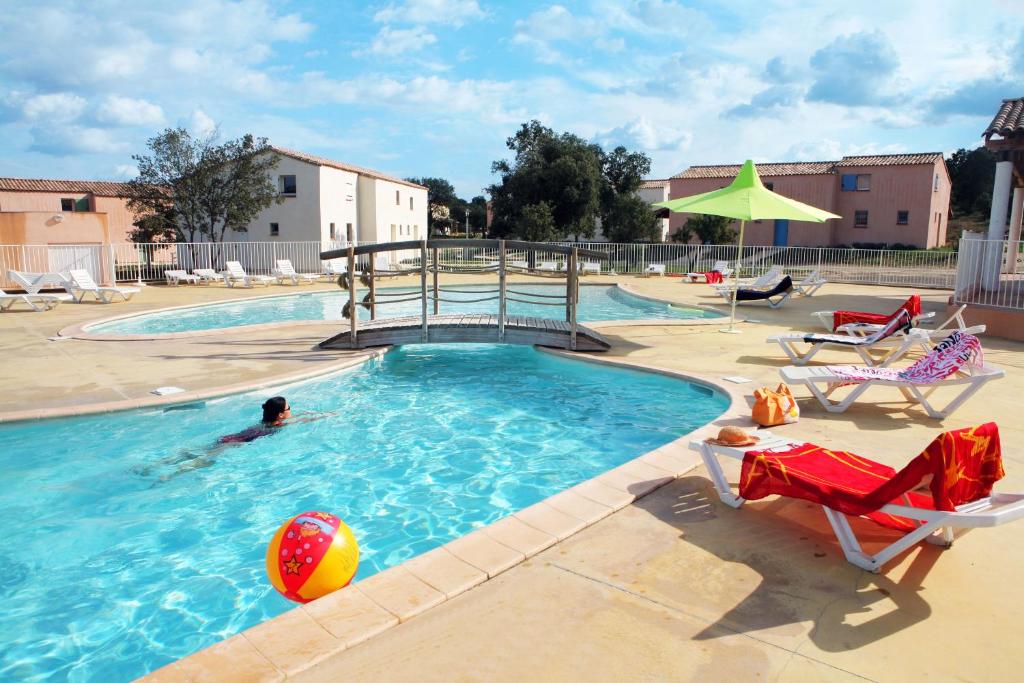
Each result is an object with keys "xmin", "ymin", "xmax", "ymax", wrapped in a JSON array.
[
  {"xmin": 947, "ymin": 147, "xmax": 996, "ymax": 217},
  {"xmin": 671, "ymin": 214, "xmax": 737, "ymax": 244},
  {"xmin": 123, "ymin": 128, "xmax": 282, "ymax": 243},
  {"xmin": 598, "ymin": 146, "xmax": 655, "ymax": 242},
  {"xmin": 517, "ymin": 202, "xmax": 558, "ymax": 242},
  {"xmin": 488, "ymin": 120, "xmax": 603, "ymax": 241}
]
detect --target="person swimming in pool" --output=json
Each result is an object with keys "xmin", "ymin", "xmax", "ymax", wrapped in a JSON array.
[{"xmin": 136, "ymin": 397, "xmax": 331, "ymax": 480}]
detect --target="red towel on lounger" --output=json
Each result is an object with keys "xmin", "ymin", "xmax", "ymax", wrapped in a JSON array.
[
  {"xmin": 738, "ymin": 422, "xmax": 1003, "ymax": 531},
  {"xmin": 704, "ymin": 271, "xmax": 724, "ymax": 284},
  {"xmin": 833, "ymin": 294, "xmax": 921, "ymax": 331}
]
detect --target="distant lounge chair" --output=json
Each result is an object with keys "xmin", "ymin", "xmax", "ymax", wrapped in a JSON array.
[
  {"xmin": 691, "ymin": 422, "xmax": 1024, "ymax": 572},
  {"xmin": 223, "ymin": 261, "xmax": 275, "ymax": 287},
  {"xmin": 769, "ymin": 310, "xmax": 925, "ymax": 366},
  {"xmin": 164, "ymin": 269, "xmax": 199, "ymax": 286},
  {"xmin": 0, "ymin": 288, "xmax": 71, "ymax": 312},
  {"xmin": 719, "ymin": 275, "xmax": 793, "ymax": 308},
  {"xmin": 812, "ymin": 294, "xmax": 930, "ymax": 332},
  {"xmin": 711, "ymin": 264, "xmax": 782, "ymax": 291},
  {"xmin": 372, "ymin": 255, "xmax": 400, "ymax": 278},
  {"xmin": 536, "ymin": 261, "xmax": 560, "ymax": 273},
  {"xmin": 685, "ymin": 259, "xmax": 732, "ymax": 282},
  {"xmin": 323, "ymin": 261, "xmax": 347, "ymax": 278},
  {"xmin": 580, "ymin": 261, "xmax": 601, "ymax": 275},
  {"xmin": 780, "ymin": 331, "xmax": 1004, "ymax": 419},
  {"xmin": 193, "ymin": 268, "xmax": 225, "ymax": 285},
  {"xmin": 510, "ymin": 260, "xmax": 529, "ymax": 270},
  {"xmin": 8, "ymin": 270, "xmax": 68, "ymax": 295},
  {"xmin": 274, "ymin": 259, "xmax": 320, "ymax": 285},
  {"xmin": 65, "ymin": 269, "xmax": 140, "ymax": 303},
  {"xmin": 643, "ymin": 263, "xmax": 666, "ymax": 277},
  {"xmin": 793, "ymin": 270, "xmax": 827, "ymax": 296}
]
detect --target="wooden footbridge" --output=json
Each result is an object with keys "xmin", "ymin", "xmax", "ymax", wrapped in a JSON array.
[{"xmin": 318, "ymin": 239, "xmax": 611, "ymax": 352}]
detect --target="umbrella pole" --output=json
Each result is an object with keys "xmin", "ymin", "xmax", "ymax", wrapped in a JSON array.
[{"xmin": 721, "ymin": 219, "xmax": 745, "ymax": 334}]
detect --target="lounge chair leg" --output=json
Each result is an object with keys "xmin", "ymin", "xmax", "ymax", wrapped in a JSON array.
[{"xmin": 700, "ymin": 445, "xmax": 746, "ymax": 508}]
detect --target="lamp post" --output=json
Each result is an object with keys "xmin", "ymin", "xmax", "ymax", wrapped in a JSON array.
[{"xmin": 465, "ymin": 207, "xmax": 470, "ymax": 238}]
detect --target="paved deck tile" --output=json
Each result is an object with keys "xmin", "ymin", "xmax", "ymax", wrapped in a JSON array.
[
  {"xmin": 444, "ymin": 529, "xmax": 525, "ymax": 577},
  {"xmin": 483, "ymin": 516, "xmax": 558, "ymax": 556},
  {"xmin": 355, "ymin": 566, "xmax": 447, "ymax": 622},
  {"xmin": 242, "ymin": 606, "xmax": 343, "ymax": 676},
  {"xmin": 302, "ymin": 586, "xmax": 399, "ymax": 647},
  {"xmin": 514, "ymin": 501, "xmax": 588, "ymax": 541},
  {"xmin": 403, "ymin": 547, "xmax": 488, "ymax": 598}
]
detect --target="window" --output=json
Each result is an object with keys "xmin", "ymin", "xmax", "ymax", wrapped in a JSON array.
[
  {"xmin": 270, "ymin": 222, "xmax": 280, "ymax": 236},
  {"xmin": 279, "ymin": 175, "xmax": 297, "ymax": 196},
  {"xmin": 854, "ymin": 210, "xmax": 869, "ymax": 227},
  {"xmin": 329, "ymin": 222, "xmax": 337, "ymax": 239},
  {"xmin": 60, "ymin": 198, "xmax": 74, "ymax": 211},
  {"xmin": 409, "ymin": 196, "xmax": 414, "ymax": 210},
  {"xmin": 897, "ymin": 210, "xmax": 909, "ymax": 225},
  {"xmin": 841, "ymin": 174, "xmax": 871, "ymax": 191},
  {"xmin": 764, "ymin": 182, "xmax": 774, "ymax": 191},
  {"xmin": 395, "ymin": 190, "xmax": 400, "ymax": 205},
  {"xmin": 346, "ymin": 223, "xmax": 353, "ymax": 242},
  {"xmin": 934, "ymin": 173, "xmax": 940, "ymax": 192}
]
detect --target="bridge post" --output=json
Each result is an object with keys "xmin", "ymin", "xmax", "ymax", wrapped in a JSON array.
[
  {"xmin": 432, "ymin": 247, "xmax": 439, "ymax": 315},
  {"xmin": 347, "ymin": 245, "xmax": 357, "ymax": 346},
  {"xmin": 569, "ymin": 247, "xmax": 578, "ymax": 350},
  {"xmin": 368, "ymin": 254, "xmax": 376, "ymax": 320},
  {"xmin": 498, "ymin": 240, "xmax": 506, "ymax": 342},
  {"xmin": 420, "ymin": 239, "xmax": 429, "ymax": 342}
]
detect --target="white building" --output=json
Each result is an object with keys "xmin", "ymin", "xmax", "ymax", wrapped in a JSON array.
[{"xmin": 236, "ymin": 146, "xmax": 428, "ymax": 246}]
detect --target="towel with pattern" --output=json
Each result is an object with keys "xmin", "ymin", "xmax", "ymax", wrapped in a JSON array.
[{"xmin": 824, "ymin": 331, "xmax": 982, "ymax": 387}]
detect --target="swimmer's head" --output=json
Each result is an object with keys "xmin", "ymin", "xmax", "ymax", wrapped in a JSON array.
[{"xmin": 262, "ymin": 396, "xmax": 290, "ymax": 424}]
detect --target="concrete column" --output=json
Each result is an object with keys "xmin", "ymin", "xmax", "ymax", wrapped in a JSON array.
[
  {"xmin": 982, "ymin": 160, "xmax": 1013, "ymax": 290},
  {"xmin": 1007, "ymin": 186, "xmax": 1024, "ymax": 274}
]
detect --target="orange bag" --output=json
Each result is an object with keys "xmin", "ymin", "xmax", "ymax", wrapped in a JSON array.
[{"xmin": 752, "ymin": 383, "xmax": 799, "ymax": 427}]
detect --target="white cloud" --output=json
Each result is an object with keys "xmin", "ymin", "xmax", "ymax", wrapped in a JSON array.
[
  {"xmin": 594, "ymin": 117, "xmax": 691, "ymax": 152},
  {"xmin": 22, "ymin": 92, "xmax": 87, "ymax": 122},
  {"xmin": 190, "ymin": 110, "xmax": 217, "ymax": 138},
  {"xmin": 356, "ymin": 26, "xmax": 438, "ymax": 58},
  {"xmin": 97, "ymin": 96, "xmax": 165, "ymax": 126},
  {"xmin": 28, "ymin": 125, "xmax": 129, "ymax": 156},
  {"xmin": 115, "ymin": 163, "xmax": 139, "ymax": 178},
  {"xmin": 373, "ymin": 0, "xmax": 485, "ymax": 27}
]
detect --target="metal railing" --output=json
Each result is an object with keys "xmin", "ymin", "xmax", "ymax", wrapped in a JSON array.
[
  {"xmin": 0, "ymin": 239, "xmax": 959, "ymax": 290},
  {"xmin": 953, "ymin": 237, "xmax": 1024, "ymax": 311}
]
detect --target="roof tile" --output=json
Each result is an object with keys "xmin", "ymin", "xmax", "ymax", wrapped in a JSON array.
[
  {"xmin": 984, "ymin": 97, "xmax": 1024, "ymax": 138},
  {"xmin": 270, "ymin": 147, "xmax": 426, "ymax": 190},
  {"xmin": 0, "ymin": 178, "xmax": 132, "ymax": 196},
  {"xmin": 673, "ymin": 153, "xmax": 943, "ymax": 179}
]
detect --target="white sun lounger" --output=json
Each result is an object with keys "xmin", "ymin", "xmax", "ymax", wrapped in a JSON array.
[
  {"xmin": 643, "ymin": 263, "xmax": 666, "ymax": 277},
  {"xmin": 711, "ymin": 264, "xmax": 782, "ymax": 291},
  {"xmin": 580, "ymin": 261, "xmax": 601, "ymax": 275},
  {"xmin": 832, "ymin": 305, "xmax": 983, "ymax": 340},
  {"xmin": 8, "ymin": 270, "xmax": 68, "ymax": 295},
  {"xmin": 510, "ymin": 260, "xmax": 529, "ymax": 270},
  {"xmin": 223, "ymin": 261, "xmax": 275, "ymax": 287},
  {"xmin": 769, "ymin": 311, "xmax": 928, "ymax": 366},
  {"xmin": 192, "ymin": 268, "xmax": 224, "ymax": 284},
  {"xmin": 690, "ymin": 430, "xmax": 1024, "ymax": 572},
  {"xmin": 0, "ymin": 288, "xmax": 72, "ymax": 312},
  {"xmin": 685, "ymin": 260, "xmax": 733, "ymax": 281},
  {"xmin": 793, "ymin": 270, "xmax": 827, "ymax": 296},
  {"xmin": 812, "ymin": 308, "xmax": 935, "ymax": 333},
  {"xmin": 65, "ymin": 269, "xmax": 140, "ymax": 303},
  {"xmin": 274, "ymin": 259, "xmax": 320, "ymax": 285},
  {"xmin": 536, "ymin": 261, "xmax": 561, "ymax": 273},
  {"xmin": 164, "ymin": 269, "xmax": 199, "ymax": 286},
  {"xmin": 780, "ymin": 336, "xmax": 1004, "ymax": 419}
]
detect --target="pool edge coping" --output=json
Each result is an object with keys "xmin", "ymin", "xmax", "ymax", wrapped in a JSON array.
[
  {"xmin": 0, "ymin": 348, "xmax": 390, "ymax": 424},
  {"xmin": 141, "ymin": 355, "xmax": 751, "ymax": 682},
  {"xmin": 59, "ymin": 281, "xmax": 728, "ymax": 341}
]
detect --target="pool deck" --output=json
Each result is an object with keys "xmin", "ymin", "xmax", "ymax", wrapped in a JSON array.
[{"xmin": 4, "ymin": 275, "xmax": 1024, "ymax": 681}]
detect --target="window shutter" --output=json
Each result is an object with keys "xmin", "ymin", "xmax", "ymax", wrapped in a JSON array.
[{"xmin": 841, "ymin": 174, "xmax": 856, "ymax": 192}]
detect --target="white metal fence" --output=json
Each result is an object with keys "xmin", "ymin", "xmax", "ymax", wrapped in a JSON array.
[
  {"xmin": 1, "ymin": 239, "xmax": 959, "ymax": 290},
  {"xmin": 953, "ymin": 237, "xmax": 1024, "ymax": 311}
]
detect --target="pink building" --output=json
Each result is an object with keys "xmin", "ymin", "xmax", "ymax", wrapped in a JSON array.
[
  {"xmin": 668, "ymin": 153, "xmax": 951, "ymax": 249},
  {"xmin": 0, "ymin": 178, "xmax": 138, "ymax": 242}
]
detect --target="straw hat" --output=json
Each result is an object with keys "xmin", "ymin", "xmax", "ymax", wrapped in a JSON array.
[{"xmin": 704, "ymin": 426, "xmax": 760, "ymax": 447}]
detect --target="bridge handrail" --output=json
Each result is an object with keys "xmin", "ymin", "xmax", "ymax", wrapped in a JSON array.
[{"xmin": 320, "ymin": 239, "xmax": 609, "ymax": 260}]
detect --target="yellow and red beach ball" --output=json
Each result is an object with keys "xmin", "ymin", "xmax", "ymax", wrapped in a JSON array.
[{"xmin": 265, "ymin": 511, "xmax": 359, "ymax": 603}]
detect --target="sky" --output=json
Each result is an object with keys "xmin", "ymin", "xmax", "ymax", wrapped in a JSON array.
[{"xmin": 1, "ymin": 0, "xmax": 1022, "ymax": 198}]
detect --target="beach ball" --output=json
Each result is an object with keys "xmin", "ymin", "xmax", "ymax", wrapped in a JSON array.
[{"xmin": 265, "ymin": 511, "xmax": 359, "ymax": 603}]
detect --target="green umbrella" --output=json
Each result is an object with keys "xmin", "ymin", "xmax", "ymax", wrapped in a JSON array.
[{"xmin": 655, "ymin": 160, "xmax": 840, "ymax": 332}]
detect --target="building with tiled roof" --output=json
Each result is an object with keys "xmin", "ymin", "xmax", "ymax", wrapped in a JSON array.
[
  {"xmin": 270, "ymin": 147, "xmax": 426, "ymax": 191},
  {"xmin": 984, "ymin": 97, "xmax": 1024, "ymax": 140},
  {"xmin": 668, "ymin": 153, "xmax": 951, "ymax": 248},
  {"xmin": 0, "ymin": 177, "xmax": 132, "ymax": 196}
]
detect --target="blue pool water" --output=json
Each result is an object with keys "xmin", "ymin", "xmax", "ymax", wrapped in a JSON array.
[
  {"xmin": 89, "ymin": 284, "xmax": 720, "ymax": 335},
  {"xmin": 0, "ymin": 345, "xmax": 727, "ymax": 681}
]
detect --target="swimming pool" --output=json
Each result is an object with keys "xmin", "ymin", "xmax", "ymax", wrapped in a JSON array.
[
  {"xmin": 87, "ymin": 284, "xmax": 721, "ymax": 335},
  {"xmin": 0, "ymin": 345, "xmax": 727, "ymax": 681}
]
